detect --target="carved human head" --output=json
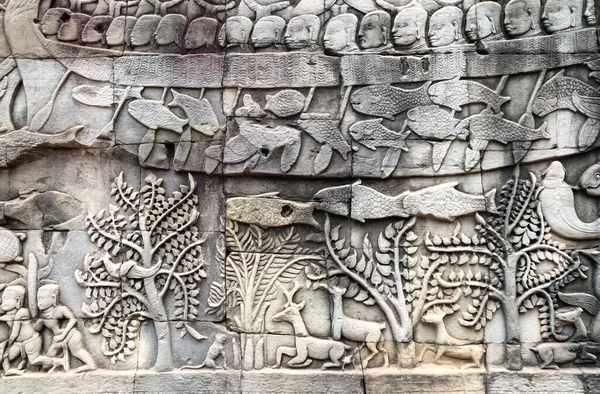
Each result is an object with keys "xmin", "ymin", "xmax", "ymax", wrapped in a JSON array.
[
  {"xmin": 584, "ymin": 0, "xmax": 596, "ymax": 24},
  {"xmin": 284, "ymin": 15, "xmax": 321, "ymax": 50},
  {"xmin": 465, "ymin": 2, "xmax": 503, "ymax": 41},
  {"xmin": 504, "ymin": 0, "xmax": 542, "ymax": 38},
  {"xmin": 130, "ymin": 15, "xmax": 161, "ymax": 46},
  {"xmin": 1, "ymin": 284, "xmax": 26, "ymax": 312},
  {"xmin": 37, "ymin": 281, "xmax": 61, "ymax": 311},
  {"xmin": 154, "ymin": 14, "xmax": 187, "ymax": 46},
  {"xmin": 106, "ymin": 16, "xmax": 137, "ymax": 46},
  {"xmin": 323, "ymin": 13, "xmax": 359, "ymax": 52},
  {"xmin": 57, "ymin": 13, "xmax": 90, "ymax": 42},
  {"xmin": 251, "ymin": 16, "xmax": 286, "ymax": 48},
  {"xmin": 391, "ymin": 6, "xmax": 428, "ymax": 47},
  {"xmin": 185, "ymin": 17, "xmax": 219, "ymax": 49},
  {"xmin": 358, "ymin": 10, "xmax": 391, "ymax": 49},
  {"xmin": 81, "ymin": 16, "xmax": 113, "ymax": 44},
  {"xmin": 41, "ymin": 8, "xmax": 72, "ymax": 35},
  {"xmin": 542, "ymin": 0, "xmax": 584, "ymax": 33},
  {"xmin": 427, "ymin": 6, "xmax": 464, "ymax": 47},
  {"xmin": 218, "ymin": 16, "xmax": 252, "ymax": 47}
]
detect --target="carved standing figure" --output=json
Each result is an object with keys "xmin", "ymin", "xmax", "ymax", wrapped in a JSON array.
[
  {"xmin": 284, "ymin": 15, "xmax": 321, "ymax": 51},
  {"xmin": 465, "ymin": 2, "xmax": 504, "ymax": 42},
  {"xmin": 323, "ymin": 14, "xmax": 359, "ymax": 53},
  {"xmin": 542, "ymin": 0, "xmax": 584, "ymax": 33},
  {"xmin": 391, "ymin": 6, "xmax": 429, "ymax": 52},
  {"xmin": 358, "ymin": 10, "xmax": 393, "ymax": 51},
  {"xmin": 504, "ymin": 0, "xmax": 543, "ymax": 38},
  {"xmin": 427, "ymin": 6, "xmax": 466, "ymax": 47}
]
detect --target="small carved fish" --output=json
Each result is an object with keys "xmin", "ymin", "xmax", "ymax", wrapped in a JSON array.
[
  {"xmin": 227, "ymin": 195, "xmax": 320, "ymax": 229},
  {"xmin": 168, "ymin": 89, "xmax": 219, "ymax": 136},
  {"xmin": 350, "ymin": 82, "xmax": 431, "ymax": 120},
  {"xmin": 458, "ymin": 109, "xmax": 550, "ymax": 143},
  {"xmin": 313, "ymin": 181, "xmax": 496, "ymax": 222},
  {"xmin": 296, "ymin": 119, "xmax": 352, "ymax": 159},
  {"xmin": 407, "ymin": 105, "xmax": 468, "ymax": 141},
  {"xmin": 73, "ymin": 85, "xmax": 143, "ymax": 107},
  {"xmin": 579, "ymin": 162, "xmax": 600, "ymax": 197},
  {"xmin": 349, "ymin": 118, "xmax": 409, "ymax": 151},
  {"xmin": 223, "ymin": 118, "xmax": 302, "ymax": 173},
  {"xmin": 428, "ymin": 77, "xmax": 510, "ymax": 112},
  {"xmin": 128, "ymin": 99, "xmax": 188, "ymax": 132},
  {"xmin": 533, "ymin": 70, "xmax": 600, "ymax": 118},
  {"xmin": 264, "ymin": 90, "xmax": 305, "ymax": 118}
]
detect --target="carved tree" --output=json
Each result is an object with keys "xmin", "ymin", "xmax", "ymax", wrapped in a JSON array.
[
  {"xmin": 76, "ymin": 172, "xmax": 208, "ymax": 372},
  {"xmin": 421, "ymin": 169, "xmax": 587, "ymax": 370},
  {"xmin": 225, "ymin": 220, "xmax": 323, "ymax": 370}
]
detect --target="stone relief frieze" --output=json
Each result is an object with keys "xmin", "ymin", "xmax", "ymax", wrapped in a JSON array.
[{"xmin": 1, "ymin": 0, "xmax": 600, "ymax": 390}]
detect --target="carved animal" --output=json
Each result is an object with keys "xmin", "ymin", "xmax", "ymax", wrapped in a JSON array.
[
  {"xmin": 313, "ymin": 180, "xmax": 496, "ymax": 222},
  {"xmin": 72, "ymin": 85, "xmax": 143, "ymax": 107},
  {"xmin": 539, "ymin": 161, "xmax": 600, "ymax": 240},
  {"xmin": 0, "ymin": 190, "xmax": 86, "ymax": 229},
  {"xmin": 418, "ymin": 309, "xmax": 483, "ymax": 367},
  {"xmin": 532, "ymin": 70, "xmax": 600, "ymax": 118},
  {"xmin": 271, "ymin": 283, "xmax": 353, "ymax": 369},
  {"xmin": 349, "ymin": 118, "xmax": 410, "ymax": 151},
  {"xmin": 579, "ymin": 162, "xmax": 600, "ymax": 197},
  {"xmin": 264, "ymin": 90, "xmax": 305, "ymax": 118},
  {"xmin": 237, "ymin": 94, "xmax": 267, "ymax": 118},
  {"xmin": 296, "ymin": 119, "xmax": 352, "ymax": 159},
  {"xmin": 128, "ymin": 99, "xmax": 189, "ymax": 132},
  {"xmin": 223, "ymin": 118, "xmax": 302, "ymax": 172},
  {"xmin": 406, "ymin": 105, "xmax": 468, "ymax": 141},
  {"xmin": 555, "ymin": 307, "xmax": 587, "ymax": 341},
  {"xmin": 182, "ymin": 334, "xmax": 227, "ymax": 369},
  {"xmin": 350, "ymin": 82, "xmax": 432, "ymax": 120},
  {"xmin": 530, "ymin": 342, "xmax": 597, "ymax": 369},
  {"xmin": 0, "ymin": 228, "xmax": 26, "ymax": 263},
  {"xmin": 226, "ymin": 194, "xmax": 320, "ymax": 229},
  {"xmin": 428, "ymin": 77, "xmax": 510, "ymax": 112},
  {"xmin": 168, "ymin": 89, "xmax": 219, "ymax": 136},
  {"xmin": 458, "ymin": 109, "xmax": 550, "ymax": 144}
]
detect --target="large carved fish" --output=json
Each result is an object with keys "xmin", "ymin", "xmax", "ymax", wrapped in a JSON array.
[
  {"xmin": 128, "ymin": 99, "xmax": 189, "ymax": 132},
  {"xmin": 350, "ymin": 82, "xmax": 431, "ymax": 120},
  {"xmin": 227, "ymin": 195, "xmax": 320, "ymax": 229},
  {"xmin": 313, "ymin": 181, "xmax": 496, "ymax": 222},
  {"xmin": 458, "ymin": 109, "xmax": 550, "ymax": 144},
  {"xmin": 539, "ymin": 161, "xmax": 600, "ymax": 240},
  {"xmin": 349, "ymin": 118, "xmax": 410, "ymax": 151},
  {"xmin": 579, "ymin": 162, "xmax": 600, "ymax": 197},
  {"xmin": 72, "ymin": 85, "xmax": 144, "ymax": 107},
  {"xmin": 428, "ymin": 77, "xmax": 510, "ymax": 112},
  {"xmin": 532, "ymin": 70, "xmax": 600, "ymax": 118},
  {"xmin": 168, "ymin": 89, "xmax": 219, "ymax": 137}
]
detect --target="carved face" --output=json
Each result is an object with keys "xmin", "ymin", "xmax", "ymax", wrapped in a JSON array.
[
  {"xmin": 358, "ymin": 14, "xmax": 386, "ymax": 49},
  {"xmin": 392, "ymin": 13, "xmax": 419, "ymax": 46},
  {"xmin": 37, "ymin": 288, "xmax": 55, "ymax": 311},
  {"xmin": 284, "ymin": 19, "xmax": 311, "ymax": 49},
  {"xmin": 252, "ymin": 22, "xmax": 277, "ymax": 48},
  {"xmin": 465, "ymin": 9, "xmax": 493, "ymax": 41},
  {"xmin": 428, "ymin": 14, "xmax": 457, "ymax": 47},
  {"xmin": 504, "ymin": 2, "xmax": 534, "ymax": 37},
  {"xmin": 1, "ymin": 289, "xmax": 19, "ymax": 312},
  {"xmin": 324, "ymin": 19, "xmax": 349, "ymax": 51},
  {"xmin": 227, "ymin": 23, "xmax": 247, "ymax": 45},
  {"xmin": 542, "ymin": 0, "xmax": 574, "ymax": 33}
]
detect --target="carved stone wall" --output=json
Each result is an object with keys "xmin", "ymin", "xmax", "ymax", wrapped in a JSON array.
[{"xmin": 0, "ymin": 0, "xmax": 600, "ymax": 392}]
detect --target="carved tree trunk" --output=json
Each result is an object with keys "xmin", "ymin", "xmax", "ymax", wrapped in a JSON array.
[
  {"xmin": 501, "ymin": 257, "xmax": 522, "ymax": 371},
  {"xmin": 144, "ymin": 276, "xmax": 175, "ymax": 372}
]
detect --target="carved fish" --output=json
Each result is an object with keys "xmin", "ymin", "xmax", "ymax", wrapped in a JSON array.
[
  {"xmin": 532, "ymin": 70, "xmax": 600, "ymax": 118},
  {"xmin": 227, "ymin": 195, "xmax": 320, "ymax": 229},
  {"xmin": 1, "ymin": 190, "xmax": 86, "ymax": 229},
  {"xmin": 579, "ymin": 162, "xmax": 600, "ymax": 197},
  {"xmin": 168, "ymin": 89, "xmax": 219, "ymax": 137},
  {"xmin": 264, "ymin": 90, "xmax": 305, "ymax": 118},
  {"xmin": 350, "ymin": 82, "xmax": 431, "ymax": 120},
  {"xmin": 296, "ymin": 119, "xmax": 352, "ymax": 159},
  {"xmin": 223, "ymin": 118, "xmax": 302, "ymax": 173},
  {"xmin": 349, "ymin": 119, "xmax": 409, "ymax": 151},
  {"xmin": 313, "ymin": 181, "xmax": 496, "ymax": 222},
  {"xmin": 72, "ymin": 85, "xmax": 143, "ymax": 107},
  {"xmin": 540, "ymin": 161, "xmax": 600, "ymax": 240},
  {"xmin": 458, "ymin": 109, "xmax": 550, "ymax": 143},
  {"xmin": 428, "ymin": 77, "xmax": 510, "ymax": 112},
  {"xmin": 128, "ymin": 99, "xmax": 188, "ymax": 132}
]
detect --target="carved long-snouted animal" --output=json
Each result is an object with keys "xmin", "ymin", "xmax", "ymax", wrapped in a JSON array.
[{"xmin": 271, "ymin": 283, "xmax": 353, "ymax": 369}]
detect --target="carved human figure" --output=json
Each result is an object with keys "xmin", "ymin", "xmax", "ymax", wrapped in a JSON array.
[
  {"xmin": 358, "ymin": 10, "xmax": 393, "ymax": 51},
  {"xmin": 503, "ymin": 0, "xmax": 543, "ymax": 38},
  {"xmin": 154, "ymin": 14, "xmax": 187, "ymax": 46},
  {"xmin": 33, "ymin": 282, "xmax": 96, "ymax": 373},
  {"xmin": 284, "ymin": 15, "xmax": 321, "ymax": 51},
  {"xmin": 218, "ymin": 16, "xmax": 253, "ymax": 49},
  {"xmin": 323, "ymin": 14, "xmax": 359, "ymax": 53},
  {"xmin": 81, "ymin": 16, "xmax": 113, "ymax": 44},
  {"xmin": 57, "ymin": 13, "xmax": 91, "ymax": 41},
  {"xmin": 427, "ymin": 6, "xmax": 466, "ymax": 47},
  {"xmin": 0, "ymin": 283, "xmax": 42, "ymax": 376},
  {"xmin": 130, "ymin": 14, "xmax": 162, "ymax": 47},
  {"xmin": 251, "ymin": 16, "xmax": 286, "ymax": 49},
  {"xmin": 391, "ymin": 6, "xmax": 429, "ymax": 51},
  {"xmin": 584, "ymin": 0, "xmax": 596, "ymax": 24},
  {"xmin": 185, "ymin": 17, "xmax": 219, "ymax": 50},
  {"xmin": 40, "ymin": 8, "xmax": 72, "ymax": 35},
  {"xmin": 541, "ymin": 0, "xmax": 584, "ymax": 33},
  {"xmin": 105, "ymin": 16, "xmax": 137, "ymax": 46},
  {"xmin": 465, "ymin": 2, "xmax": 504, "ymax": 42}
]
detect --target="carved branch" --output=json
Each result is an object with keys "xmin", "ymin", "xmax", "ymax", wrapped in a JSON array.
[
  {"xmin": 458, "ymin": 294, "xmax": 489, "ymax": 327},
  {"xmin": 88, "ymin": 218, "xmax": 144, "ymax": 255},
  {"xmin": 149, "ymin": 173, "xmax": 196, "ymax": 234},
  {"xmin": 516, "ymin": 260, "xmax": 581, "ymax": 306},
  {"xmin": 158, "ymin": 237, "xmax": 206, "ymax": 299}
]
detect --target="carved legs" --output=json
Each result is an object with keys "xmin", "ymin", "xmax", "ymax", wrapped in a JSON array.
[{"xmin": 273, "ymin": 346, "xmax": 297, "ymax": 368}]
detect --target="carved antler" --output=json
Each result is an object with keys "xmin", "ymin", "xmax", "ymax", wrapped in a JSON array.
[{"xmin": 279, "ymin": 282, "xmax": 303, "ymax": 306}]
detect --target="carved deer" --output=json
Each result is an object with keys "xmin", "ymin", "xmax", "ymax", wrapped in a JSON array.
[
  {"xmin": 271, "ymin": 282, "xmax": 352, "ymax": 369},
  {"xmin": 311, "ymin": 280, "xmax": 389, "ymax": 368},
  {"xmin": 418, "ymin": 307, "xmax": 484, "ymax": 368}
]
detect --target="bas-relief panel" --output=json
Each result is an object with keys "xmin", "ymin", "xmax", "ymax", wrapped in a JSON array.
[{"xmin": 0, "ymin": 0, "xmax": 599, "ymax": 390}]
